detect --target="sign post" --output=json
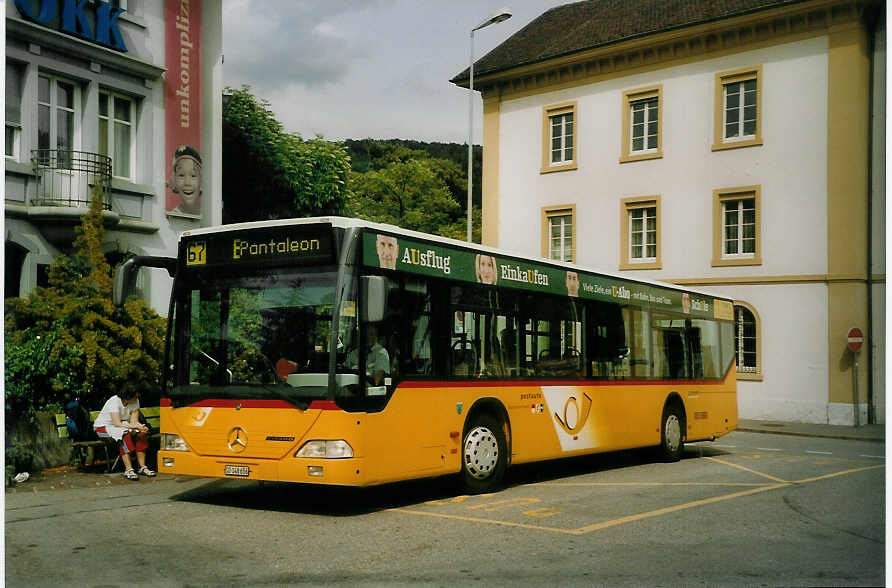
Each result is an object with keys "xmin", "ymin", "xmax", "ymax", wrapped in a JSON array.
[{"xmin": 847, "ymin": 327, "xmax": 863, "ymax": 426}]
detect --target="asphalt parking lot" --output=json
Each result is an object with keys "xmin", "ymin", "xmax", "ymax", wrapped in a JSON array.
[
  {"xmin": 6, "ymin": 428, "xmax": 885, "ymax": 587},
  {"xmin": 385, "ymin": 437, "xmax": 884, "ymax": 537}
]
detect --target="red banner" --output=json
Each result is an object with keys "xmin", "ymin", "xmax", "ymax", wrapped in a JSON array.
[{"xmin": 165, "ymin": 0, "xmax": 203, "ymax": 217}]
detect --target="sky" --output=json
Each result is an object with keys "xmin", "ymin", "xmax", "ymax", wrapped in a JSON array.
[{"xmin": 222, "ymin": 0, "xmax": 570, "ymax": 144}]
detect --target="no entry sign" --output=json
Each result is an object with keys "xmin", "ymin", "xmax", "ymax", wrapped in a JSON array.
[{"xmin": 847, "ymin": 327, "xmax": 864, "ymax": 353}]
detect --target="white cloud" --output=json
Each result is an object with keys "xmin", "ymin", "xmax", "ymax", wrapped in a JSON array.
[{"xmin": 223, "ymin": 0, "xmax": 569, "ymax": 142}]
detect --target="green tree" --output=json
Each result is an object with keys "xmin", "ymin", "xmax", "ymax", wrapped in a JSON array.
[
  {"xmin": 222, "ymin": 86, "xmax": 352, "ymax": 223},
  {"xmin": 343, "ymin": 138, "xmax": 481, "ymax": 211},
  {"xmin": 347, "ymin": 158, "xmax": 478, "ymax": 240},
  {"xmin": 5, "ymin": 187, "xmax": 166, "ymax": 418}
]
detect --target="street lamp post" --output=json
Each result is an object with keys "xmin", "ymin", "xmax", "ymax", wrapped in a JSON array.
[{"xmin": 467, "ymin": 8, "xmax": 511, "ymax": 243}]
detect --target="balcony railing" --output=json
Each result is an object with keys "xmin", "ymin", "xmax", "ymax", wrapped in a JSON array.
[{"xmin": 30, "ymin": 149, "xmax": 112, "ymax": 210}]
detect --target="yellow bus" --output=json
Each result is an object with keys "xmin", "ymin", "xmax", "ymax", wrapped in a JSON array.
[{"xmin": 117, "ymin": 217, "xmax": 737, "ymax": 492}]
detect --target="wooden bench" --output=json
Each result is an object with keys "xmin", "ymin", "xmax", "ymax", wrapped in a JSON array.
[{"xmin": 54, "ymin": 407, "xmax": 160, "ymax": 472}]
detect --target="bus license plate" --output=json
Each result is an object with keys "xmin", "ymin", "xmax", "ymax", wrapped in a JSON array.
[{"xmin": 224, "ymin": 465, "xmax": 250, "ymax": 477}]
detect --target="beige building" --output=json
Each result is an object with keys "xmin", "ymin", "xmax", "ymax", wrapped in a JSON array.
[{"xmin": 452, "ymin": 0, "xmax": 885, "ymax": 424}]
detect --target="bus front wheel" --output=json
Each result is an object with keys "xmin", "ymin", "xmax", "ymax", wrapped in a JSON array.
[
  {"xmin": 461, "ymin": 415, "xmax": 507, "ymax": 493},
  {"xmin": 660, "ymin": 405, "xmax": 685, "ymax": 462}
]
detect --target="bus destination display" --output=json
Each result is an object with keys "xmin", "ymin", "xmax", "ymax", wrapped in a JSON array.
[{"xmin": 183, "ymin": 225, "xmax": 334, "ymax": 268}]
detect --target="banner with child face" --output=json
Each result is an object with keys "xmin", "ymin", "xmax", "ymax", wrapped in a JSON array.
[{"xmin": 165, "ymin": 0, "xmax": 203, "ymax": 218}]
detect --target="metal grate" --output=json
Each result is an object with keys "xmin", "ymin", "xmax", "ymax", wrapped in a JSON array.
[{"xmin": 31, "ymin": 149, "xmax": 112, "ymax": 210}]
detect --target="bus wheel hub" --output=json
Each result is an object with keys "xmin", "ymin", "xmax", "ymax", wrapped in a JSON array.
[{"xmin": 464, "ymin": 426, "xmax": 499, "ymax": 480}]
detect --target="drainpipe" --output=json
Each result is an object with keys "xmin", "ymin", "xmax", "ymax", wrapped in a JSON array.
[{"xmin": 863, "ymin": 6, "xmax": 879, "ymax": 423}]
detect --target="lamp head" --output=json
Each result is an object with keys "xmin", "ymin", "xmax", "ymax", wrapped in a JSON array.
[{"xmin": 474, "ymin": 7, "xmax": 512, "ymax": 31}]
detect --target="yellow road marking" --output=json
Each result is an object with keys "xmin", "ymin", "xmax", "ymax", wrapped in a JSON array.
[
  {"xmin": 424, "ymin": 496, "xmax": 472, "ymax": 506},
  {"xmin": 704, "ymin": 456, "xmax": 790, "ymax": 483},
  {"xmin": 389, "ymin": 508, "xmax": 579, "ymax": 535},
  {"xmin": 539, "ymin": 481, "xmax": 773, "ymax": 487},
  {"xmin": 392, "ymin": 461, "xmax": 885, "ymax": 536},
  {"xmin": 394, "ymin": 484, "xmax": 788, "ymax": 536},
  {"xmin": 466, "ymin": 497, "xmax": 540, "ymax": 512},
  {"xmin": 794, "ymin": 464, "xmax": 884, "ymax": 484},
  {"xmin": 570, "ymin": 483, "xmax": 790, "ymax": 535},
  {"xmin": 524, "ymin": 506, "xmax": 563, "ymax": 518}
]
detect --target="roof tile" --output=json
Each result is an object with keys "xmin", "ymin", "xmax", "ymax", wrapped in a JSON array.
[{"xmin": 452, "ymin": 0, "xmax": 810, "ymax": 83}]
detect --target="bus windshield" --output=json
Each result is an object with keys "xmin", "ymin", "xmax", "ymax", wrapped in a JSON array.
[{"xmin": 168, "ymin": 268, "xmax": 358, "ymax": 408}]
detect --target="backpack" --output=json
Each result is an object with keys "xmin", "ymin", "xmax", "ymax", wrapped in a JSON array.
[{"xmin": 64, "ymin": 400, "xmax": 96, "ymax": 442}]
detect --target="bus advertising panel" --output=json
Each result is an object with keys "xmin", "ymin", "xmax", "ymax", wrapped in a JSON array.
[{"xmin": 362, "ymin": 231, "xmax": 733, "ymax": 322}]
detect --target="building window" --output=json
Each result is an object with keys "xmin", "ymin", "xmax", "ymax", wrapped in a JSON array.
[
  {"xmin": 630, "ymin": 207, "xmax": 657, "ymax": 259},
  {"xmin": 541, "ymin": 102, "xmax": 577, "ymax": 173},
  {"xmin": 37, "ymin": 74, "xmax": 80, "ymax": 166},
  {"xmin": 99, "ymin": 91, "xmax": 135, "ymax": 179},
  {"xmin": 723, "ymin": 198, "xmax": 756, "ymax": 256},
  {"xmin": 734, "ymin": 303, "xmax": 761, "ymax": 380},
  {"xmin": 5, "ymin": 242, "xmax": 27, "ymax": 298},
  {"xmin": 542, "ymin": 205, "xmax": 575, "ymax": 262},
  {"xmin": 712, "ymin": 186, "xmax": 761, "ymax": 267},
  {"xmin": 6, "ymin": 62, "xmax": 23, "ymax": 160},
  {"xmin": 620, "ymin": 196, "xmax": 661, "ymax": 270},
  {"xmin": 713, "ymin": 66, "xmax": 762, "ymax": 151},
  {"xmin": 36, "ymin": 264, "xmax": 51, "ymax": 288},
  {"xmin": 550, "ymin": 112, "xmax": 573, "ymax": 164},
  {"xmin": 621, "ymin": 85, "xmax": 662, "ymax": 163}
]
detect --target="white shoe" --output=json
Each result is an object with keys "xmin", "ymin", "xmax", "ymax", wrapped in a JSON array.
[{"xmin": 13, "ymin": 472, "xmax": 29, "ymax": 483}]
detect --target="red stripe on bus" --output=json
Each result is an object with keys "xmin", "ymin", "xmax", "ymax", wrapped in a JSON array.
[
  {"xmin": 395, "ymin": 379, "xmax": 724, "ymax": 388},
  {"xmin": 396, "ymin": 364, "xmax": 736, "ymax": 389},
  {"xmin": 181, "ymin": 399, "xmax": 298, "ymax": 409},
  {"xmin": 160, "ymin": 397, "xmax": 339, "ymax": 410}
]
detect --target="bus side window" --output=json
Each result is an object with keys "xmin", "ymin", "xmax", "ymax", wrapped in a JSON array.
[
  {"xmin": 624, "ymin": 307, "xmax": 650, "ymax": 379},
  {"xmin": 651, "ymin": 315, "xmax": 689, "ymax": 380},
  {"xmin": 587, "ymin": 303, "xmax": 627, "ymax": 379},
  {"xmin": 499, "ymin": 321, "xmax": 520, "ymax": 376},
  {"xmin": 385, "ymin": 279, "xmax": 432, "ymax": 378},
  {"xmin": 689, "ymin": 319, "xmax": 723, "ymax": 378}
]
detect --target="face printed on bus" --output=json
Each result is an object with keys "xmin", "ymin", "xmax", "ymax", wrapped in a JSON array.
[
  {"xmin": 566, "ymin": 271, "xmax": 579, "ymax": 297},
  {"xmin": 476, "ymin": 254, "xmax": 497, "ymax": 284},
  {"xmin": 376, "ymin": 235, "xmax": 398, "ymax": 269}
]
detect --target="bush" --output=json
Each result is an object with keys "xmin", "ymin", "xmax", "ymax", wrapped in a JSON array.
[{"xmin": 4, "ymin": 186, "xmax": 165, "ymax": 420}]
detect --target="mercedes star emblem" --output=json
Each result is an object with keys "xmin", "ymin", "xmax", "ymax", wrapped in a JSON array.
[{"xmin": 227, "ymin": 427, "xmax": 248, "ymax": 453}]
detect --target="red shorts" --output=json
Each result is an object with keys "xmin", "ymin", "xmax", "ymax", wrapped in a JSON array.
[{"xmin": 95, "ymin": 427, "xmax": 149, "ymax": 456}]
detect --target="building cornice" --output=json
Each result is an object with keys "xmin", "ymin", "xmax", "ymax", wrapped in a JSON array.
[
  {"xmin": 6, "ymin": 16, "xmax": 166, "ymax": 80},
  {"xmin": 473, "ymin": 0, "xmax": 871, "ymax": 101},
  {"xmin": 666, "ymin": 273, "xmax": 885, "ymax": 286}
]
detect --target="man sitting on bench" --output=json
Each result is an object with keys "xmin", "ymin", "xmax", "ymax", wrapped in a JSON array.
[{"xmin": 93, "ymin": 383, "xmax": 156, "ymax": 480}]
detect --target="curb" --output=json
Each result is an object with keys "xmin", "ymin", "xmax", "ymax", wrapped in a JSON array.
[{"xmin": 736, "ymin": 425, "xmax": 885, "ymax": 443}]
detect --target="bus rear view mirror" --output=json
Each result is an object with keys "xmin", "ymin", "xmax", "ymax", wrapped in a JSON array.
[
  {"xmin": 360, "ymin": 276, "xmax": 388, "ymax": 323},
  {"xmin": 113, "ymin": 256, "xmax": 177, "ymax": 306}
]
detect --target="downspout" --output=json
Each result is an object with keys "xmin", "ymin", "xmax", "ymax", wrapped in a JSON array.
[{"xmin": 864, "ymin": 6, "xmax": 878, "ymax": 423}]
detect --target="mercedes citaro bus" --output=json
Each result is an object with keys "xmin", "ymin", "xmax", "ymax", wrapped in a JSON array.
[{"xmin": 115, "ymin": 217, "xmax": 737, "ymax": 492}]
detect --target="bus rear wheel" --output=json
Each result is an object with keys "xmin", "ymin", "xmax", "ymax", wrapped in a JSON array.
[
  {"xmin": 461, "ymin": 415, "xmax": 507, "ymax": 493},
  {"xmin": 660, "ymin": 405, "xmax": 684, "ymax": 462}
]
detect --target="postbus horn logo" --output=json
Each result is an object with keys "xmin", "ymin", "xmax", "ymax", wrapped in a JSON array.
[{"xmin": 553, "ymin": 393, "xmax": 593, "ymax": 435}]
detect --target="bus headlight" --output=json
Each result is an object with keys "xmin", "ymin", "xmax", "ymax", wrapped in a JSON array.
[
  {"xmin": 161, "ymin": 433, "xmax": 190, "ymax": 451},
  {"xmin": 295, "ymin": 440, "xmax": 354, "ymax": 459}
]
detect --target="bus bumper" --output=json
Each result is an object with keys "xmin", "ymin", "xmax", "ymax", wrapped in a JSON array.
[{"xmin": 158, "ymin": 450, "xmax": 368, "ymax": 486}]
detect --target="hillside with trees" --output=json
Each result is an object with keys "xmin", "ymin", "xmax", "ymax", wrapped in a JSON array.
[{"xmin": 222, "ymin": 88, "xmax": 483, "ymax": 241}]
